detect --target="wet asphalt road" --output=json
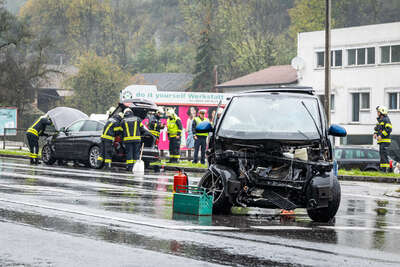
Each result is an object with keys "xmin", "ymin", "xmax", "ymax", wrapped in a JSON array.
[{"xmin": 1, "ymin": 158, "xmax": 400, "ymax": 266}]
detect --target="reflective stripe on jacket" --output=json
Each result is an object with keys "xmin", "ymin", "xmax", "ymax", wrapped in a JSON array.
[
  {"xmin": 101, "ymin": 117, "xmax": 118, "ymax": 141},
  {"xmin": 376, "ymin": 116, "xmax": 392, "ymax": 143},
  {"xmin": 27, "ymin": 116, "xmax": 51, "ymax": 137},
  {"xmin": 122, "ymin": 116, "xmax": 143, "ymax": 143},
  {"xmin": 148, "ymin": 116, "xmax": 161, "ymax": 137},
  {"xmin": 167, "ymin": 116, "xmax": 182, "ymax": 138},
  {"xmin": 192, "ymin": 117, "xmax": 210, "ymax": 137}
]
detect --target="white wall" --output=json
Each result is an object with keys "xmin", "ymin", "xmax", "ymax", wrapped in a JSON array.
[{"xmin": 298, "ymin": 22, "xmax": 400, "ymax": 141}]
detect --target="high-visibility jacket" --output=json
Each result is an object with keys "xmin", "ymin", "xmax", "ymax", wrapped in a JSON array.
[
  {"xmin": 26, "ymin": 116, "xmax": 51, "ymax": 137},
  {"xmin": 374, "ymin": 115, "xmax": 392, "ymax": 143},
  {"xmin": 167, "ymin": 116, "xmax": 182, "ymax": 138},
  {"xmin": 192, "ymin": 117, "xmax": 210, "ymax": 137},
  {"xmin": 101, "ymin": 117, "xmax": 119, "ymax": 142},
  {"xmin": 148, "ymin": 115, "xmax": 161, "ymax": 137},
  {"xmin": 122, "ymin": 115, "xmax": 144, "ymax": 143}
]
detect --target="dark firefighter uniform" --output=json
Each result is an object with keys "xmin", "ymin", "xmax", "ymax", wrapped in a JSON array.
[
  {"xmin": 122, "ymin": 110, "xmax": 145, "ymax": 171},
  {"xmin": 192, "ymin": 116, "xmax": 209, "ymax": 164},
  {"xmin": 26, "ymin": 116, "xmax": 52, "ymax": 164},
  {"xmin": 148, "ymin": 114, "xmax": 162, "ymax": 140},
  {"xmin": 98, "ymin": 115, "xmax": 121, "ymax": 168},
  {"xmin": 374, "ymin": 115, "xmax": 392, "ymax": 171},
  {"xmin": 167, "ymin": 114, "xmax": 182, "ymax": 162}
]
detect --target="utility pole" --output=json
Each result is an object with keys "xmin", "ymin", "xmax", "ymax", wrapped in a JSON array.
[{"xmin": 324, "ymin": 0, "xmax": 331, "ymax": 125}]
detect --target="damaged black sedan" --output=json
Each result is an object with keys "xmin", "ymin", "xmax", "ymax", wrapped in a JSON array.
[{"xmin": 198, "ymin": 87, "xmax": 346, "ymax": 222}]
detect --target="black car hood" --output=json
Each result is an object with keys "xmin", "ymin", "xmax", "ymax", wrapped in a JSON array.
[{"xmin": 47, "ymin": 107, "xmax": 88, "ymax": 131}]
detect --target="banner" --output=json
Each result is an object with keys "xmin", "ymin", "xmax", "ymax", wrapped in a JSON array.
[
  {"xmin": 121, "ymin": 85, "xmax": 232, "ymax": 106},
  {"xmin": 0, "ymin": 107, "xmax": 17, "ymax": 135}
]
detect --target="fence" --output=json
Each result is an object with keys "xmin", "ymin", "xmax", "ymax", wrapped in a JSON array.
[{"xmin": 1, "ymin": 128, "xmax": 47, "ymax": 150}]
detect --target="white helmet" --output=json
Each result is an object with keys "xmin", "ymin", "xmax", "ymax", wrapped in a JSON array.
[
  {"xmin": 157, "ymin": 106, "xmax": 164, "ymax": 114},
  {"xmin": 376, "ymin": 105, "xmax": 388, "ymax": 115},
  {"xmin": 166, "ymin": 108, "xmax": 175, "ymax": 117}
]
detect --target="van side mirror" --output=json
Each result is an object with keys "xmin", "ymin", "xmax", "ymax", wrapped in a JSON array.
[
  {"xmin": 328, "ymin": 124, "xmax": 347, "ymax": 137},
  {"xmin": 196, "ymin": 121, "xmax": 213, "ymax": 133}
]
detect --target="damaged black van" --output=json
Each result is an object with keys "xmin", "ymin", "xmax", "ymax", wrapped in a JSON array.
[{"xmin": 198, "ymin": 87, "xmax": 347, "ymax": 222}]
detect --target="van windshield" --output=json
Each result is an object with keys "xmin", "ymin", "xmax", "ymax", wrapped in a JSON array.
[{"xmin": 218, "ymin": 95, "xmax": 322, "ymax": 140}]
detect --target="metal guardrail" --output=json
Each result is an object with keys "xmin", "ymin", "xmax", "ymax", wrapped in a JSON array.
[{"xmin": 1, "ymin": 128, "xmax": 47, "ymax": 150}]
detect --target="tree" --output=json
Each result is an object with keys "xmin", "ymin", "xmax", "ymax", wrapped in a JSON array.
[
  {"xmin": 0, "ymin": 3, "xmax": 57, "ymax": 122},
  {"xmin": 191, "ymin": 22, "xmax": 215, "ymax": 92},
  {"xmin": 65, "ymin": 52, "xmax": 129, "ymax": 115},
  {"xmin": 288, "ymin": 0, "xmax": 330, "ymax": 41}
]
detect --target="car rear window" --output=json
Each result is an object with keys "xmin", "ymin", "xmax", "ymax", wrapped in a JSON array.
[
  {"xmin": 344, "ymin": 149, "xmax": 365, "ymax": 159},
  {"xmin": 334, "ymin": 149, "xmax": 342, "ymax": 159},
  {"xmin": 366, "ymin": 150, "xmax": 380, "ymax": 159}
]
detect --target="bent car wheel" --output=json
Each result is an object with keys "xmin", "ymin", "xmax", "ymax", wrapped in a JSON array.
[
  {"xmin": 41, "ymin": 144, "xmax": 56, "ymax": 165},
  {"xmin": 198, "ymin": 170, "xmax": 232, "ymax": 214},
  {"xmin": 88, "ymin": 146, "xmax": 102, "ymax": 169},
  {"xmin": 307, "ymin": 178, "xmax": 341, "ymax": 222}
]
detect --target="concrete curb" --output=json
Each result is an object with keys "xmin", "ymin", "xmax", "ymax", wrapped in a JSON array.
[{"xmin": 1, "ymin": 153, "xmax": 400, "ymax": 183}]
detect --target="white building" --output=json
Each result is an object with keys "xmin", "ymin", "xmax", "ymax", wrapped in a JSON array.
[{"xmin": 297, "ymin": 22, "xmax": 400, "ymax": 145}]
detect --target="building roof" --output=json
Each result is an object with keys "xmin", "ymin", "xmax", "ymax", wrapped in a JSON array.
[
  {"xmin": 131, "ymin": 73, "xmax": 194, "ymax": 92},
  {"xmin": 216, "ymin": 65, "xmax": 297, "ymax": 89}
]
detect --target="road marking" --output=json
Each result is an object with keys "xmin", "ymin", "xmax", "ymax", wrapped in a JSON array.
[
  {"xmin": 343, "ymin": 193, "xmax": 400, "ymax": 201},
  {"xmin": 318, "ymin": 226, "xmax": 383, "ymax": 231},
  {"xmin": 251, "ymin": 226, "xmax": 313, "ymax": 230},
  {"xmin": 0, "ymin": 197, "xmax": 238, "ymax": 231}
]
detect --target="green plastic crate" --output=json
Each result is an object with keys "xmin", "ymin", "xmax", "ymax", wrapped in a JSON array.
[{"xmin": 173, "ymin": 186, "xmax": 213, "ymax": 216}]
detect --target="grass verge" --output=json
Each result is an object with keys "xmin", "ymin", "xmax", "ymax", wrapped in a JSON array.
[
  {"xmin": 339, "ymin": 169, "xmax": 400, "ymax": 178},
  {"xmin": 151, "ymin": 160, "xmax": 207, "ymax": 169},
  {"xmin": 0, "ymin": 149, "xmax": 32, "ymax": 157}
]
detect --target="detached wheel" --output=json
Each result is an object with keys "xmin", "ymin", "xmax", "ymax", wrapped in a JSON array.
[
  {"xmin": 198, "ymin": 170, "xmax": 232, "ymax": 214},
  {"xmin": 88, "ymin": 146, "xmax": 102, "ymax": 169},
  {"xmin": 307, "ymin": 178, "xmax": 341, "ymax": 222},
  {"xmin": 42, "ymin": 144, "xmax": 56, "ymax": 165}
]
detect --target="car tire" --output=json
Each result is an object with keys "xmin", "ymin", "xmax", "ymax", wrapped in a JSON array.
[
  {"xmin": 307, "ymin": 177, "xmax": 341, "ymax": 222},
  {"xmin": 88, "ymin": 146, "xmax": 102, "ymax": 169},
  {"xmin": 198, "ymin": 170, "xmax": 232, "ymax": 214},
  {"xmin": 41, "ymin": 144, "xmax": 56, "ymax": 165}
]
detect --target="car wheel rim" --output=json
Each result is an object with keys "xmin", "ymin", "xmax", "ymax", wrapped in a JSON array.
[
  {"xmin": 202, "ymin": 172, "xmax": 224, "ymax": 204},
  {"xmin": 90, "ymin": 148, "xmax": 99, "ymax": 167}
]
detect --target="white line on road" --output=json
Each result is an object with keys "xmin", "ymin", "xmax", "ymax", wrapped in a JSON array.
[{"xmin": 0, "ymin": 197, "xmax": 238, "ymax": 231}]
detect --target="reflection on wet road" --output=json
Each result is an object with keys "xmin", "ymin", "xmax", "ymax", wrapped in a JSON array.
[{"xmin": 1, "ymin": 158, "xmax": 400, "ymax": 266}]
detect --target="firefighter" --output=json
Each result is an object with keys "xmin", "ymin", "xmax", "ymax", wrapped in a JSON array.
[
  {"xmin": 97, "ymin": 107, "xmax": 118, "ymax": 169},
  {"xmin": 192, "ymin": 109, "xmax": 209, "ymax": 164},
  {"xmin": 122, "ymin": 108, "xmax": 145, "ymax": 171},
  {"xmin": 148, "ymin": 107, "xmax": 164, "ymax": 141},
  {"xmin": 374, "ymin": 105, "xmax": 392, "ymax": 172},
  {"xmin": 26, "ymin": 114, "xmax": 52, "ymax": 165},
  {"xmin": 166, "ymin": 109, "xmax": 182, "ymax": 163}
]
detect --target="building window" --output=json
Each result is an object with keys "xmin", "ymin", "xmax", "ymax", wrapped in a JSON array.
[
  {"xmin": 381, "ymin": 45, "xmax": 400, "ymax": 63},
  {"xmin": 367, "ymin": 47, "xmax": 375, "ymax": 64},
  {"xmin": 348, "ymin": 47, "xmax": 375, "ymax": 66},
  {"xmin": 318, "ymin": 94, "xmax": 335, "ymax": 111},
  {"xmin": 388, "ymin": 92, "xmax": 400, "ymax": 110},
  {"xmin": 334, "ymin": 50, "xmax": 342, "ymax": 66},
  {"xmin": 317, "ymin": 52, "xmax": 324, "ymax": 67},
  {"xmin": 352, "ymin": 92, "xmax": 370, "ymax": 122},
  {"xmin": 316, "ymin": 50, "xmax": 342, "ymax": 68}
]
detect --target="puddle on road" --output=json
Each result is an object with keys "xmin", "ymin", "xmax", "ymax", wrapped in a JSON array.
[
  {"xmin": 3, "ymin": 158, "xmax": 400, "ymax": 254},
  {"xmin": 0, "ymin": 208, "xmax": 290, "ymax": 266}
]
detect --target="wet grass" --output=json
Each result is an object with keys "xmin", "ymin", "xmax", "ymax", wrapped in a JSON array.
[
  {"xmin": 151, "ymin": 160, "xmax": 207, "ymax": 169},
  {"xmin": 339, "ymin": 169, "xmax": 400, "ymax": 178},
  {"xmin": 0, "ymin": 149, "xmax": 33, "ymax": 157}
]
